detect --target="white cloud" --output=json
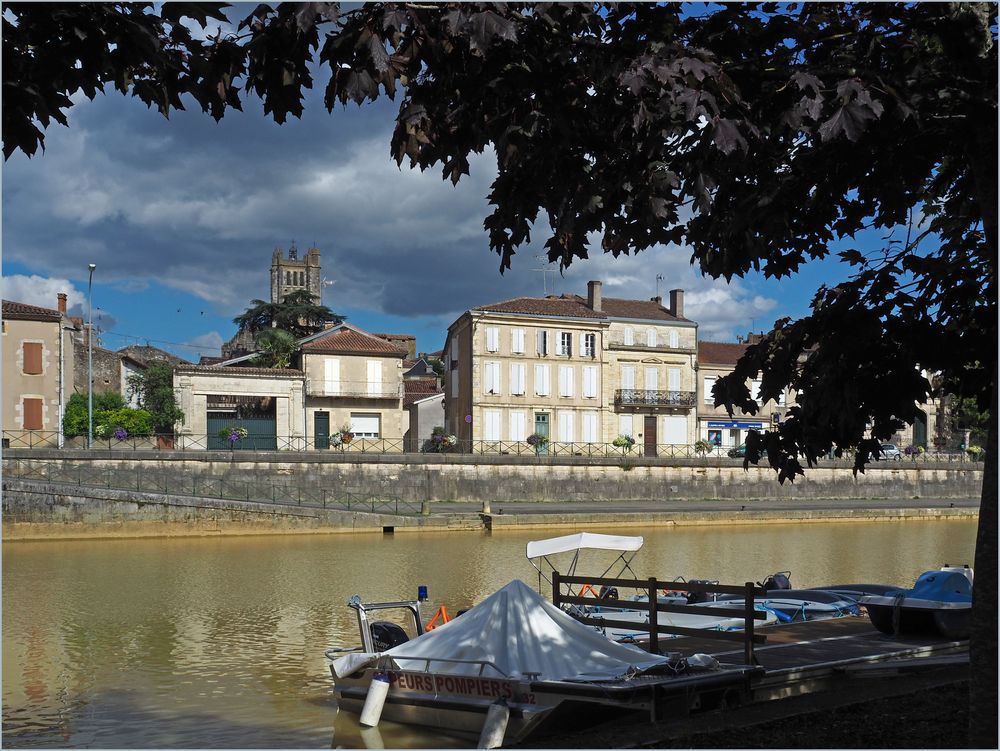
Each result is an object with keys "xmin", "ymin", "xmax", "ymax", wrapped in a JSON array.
[
  {"xmin": 1, "ymin": 274, "xmax": 84, "ymax": 311},
  {"xmin": 184, "ymin": 331, "xmax": 224, "ymax": 358}
]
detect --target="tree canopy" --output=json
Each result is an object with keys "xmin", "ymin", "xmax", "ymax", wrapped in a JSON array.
[
  {"xmin": 233, "ymin": 289, "xmax": 342, "ymax": 339},
  {"xmin": 4, "ymin": 3, "xmax": 995, "ymax": 743}
]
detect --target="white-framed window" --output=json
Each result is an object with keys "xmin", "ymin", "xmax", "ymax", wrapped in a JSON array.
[
  {"xmin": 536, "ymin": 330, "xmax": 548, "ymax": 356},
  {"xmin": 558, "ymin": 331, "xmax": 572, "ymax": 356},
  {"xmin": 557, "ymin": 411, "xmax": 575, "ymax": 443},
  {"xmin": 484, "ymin": 361, "xmax": 501, "ymax": 394},
  {"xmin": 558, "ymin": 365, "xmax": 574, "ymax": 397},
  {"xmin": 510, "ymin": 363, "xmax": 526, "ymax": 395},
  {"xmin": 750, "ymin": 379, "xmax": 762, "ymax": 403},
  {"xmin": 621, "ymin": 365, "xmax": 636, "ymax": 391},
  {"xmin": 483, "ymin": 410, "xmax": 501, "ymax": 441},
  {"xmin": 644, "ymin": 367, "xmax": 658, "ymax": 391},
  {"xmin": 623, "ymin": 327, "xmax": 634, "ymax": 346},
  {"xmin": 534, "ymin": 364, "xmax": 550, "ymax": 396},
  {"xmin": 324, "ymin": 358, "xmax": 341, "ymax": 395},
  {"xmin": 581, "ymin": 332, "xmax": 596, "ymax": 357},
  {"xmin": 662, "ymin": 415, "xmax": 687, "ymax": 444},
  {"xmin": 485, "ymin": 326, "xmax": 499, "ymax": 353},
  {"xmin": 618, "ymin": 414, "xmax": 633, "ymax": 437},
  {"xmin": 351, "ymin": 413, "xmax": 381, "ymax": 438},
  {"xmin": 583, "ymin": 365, "xmax": 598, "ymax": 398},
  {"xmin": 582, "ymin": 412, "xmax": 599, "ymax": 443},
  {"xmin": 704, "ymin": 375, "xmax": 717, "ymax": 404},
  {"xmin": 509, "ymin": 411, "xmax": 527, "ymax": 441},
  {"xmin": 646, "ymin": 328, "xmax": 657, "ymax": 347},
  {"xmin": 668, "ymin": 367, "xmax": 681, "ymax": 392},
  {"xmin": 366, "ymin": 360, "xmax": 383, "ymax": 397},
  {"xmin": 668, "ymin": 330, "xmax": 679, "ymax": 348},
  {"xmin": 511, "ymin": 328, "xmax": 525, "ymax": 354}
]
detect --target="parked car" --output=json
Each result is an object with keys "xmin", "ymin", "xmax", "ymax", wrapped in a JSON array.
[
  {"xmin": 728, "ymin": 444, "xmax": 767, "ymax": 459},
  {"xmin": 875, "ymin": 443, "xmax": 902, "ymax": 461}
]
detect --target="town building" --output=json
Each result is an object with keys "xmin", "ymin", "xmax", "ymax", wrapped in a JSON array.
[
  {"xmin": 442, "ymin": 281, "xmax": 697, "ymax": 453},
  {"xmin": 2, "ymin": 295, "xmax": 78, "ymax": 447}
]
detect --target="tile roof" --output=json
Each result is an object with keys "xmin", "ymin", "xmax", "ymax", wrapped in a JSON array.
[
  {"xmin": 475, "ymin": 293, "xmax": 690, "ymax": 322},
  {"xmin": 175, "ymin": 364, "xmax": 304, "ymax": 377},
  {"xmin": 374, "ymin": 333, "xmax": 416, "ymax": 340},
  {"xmin": 2, "ymin": 299, "xmax": 62, "ymax": 322},
  {"xmin": 301, "ymin": 326, "xmax": 406, "ymax": 356},
  {"xmin": 600, "ymin": 296, "xmax": 688, "ymax": 322},
  {"xmin": 698, "ymin": 340, "xmax": 748, "ymax": 366},
  {"xmin": 403, "ymin": 378, "xmax": 442, "ymax": 406}
]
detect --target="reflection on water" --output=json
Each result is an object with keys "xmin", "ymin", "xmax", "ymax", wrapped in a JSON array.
[{"xmin": 2, "ymin": 520, "xmax": 977, "ymax": 748}]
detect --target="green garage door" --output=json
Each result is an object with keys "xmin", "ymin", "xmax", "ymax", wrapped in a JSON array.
[{"xmin": 207, "ymin": 414, "xmax": 278, "ymax": 451}]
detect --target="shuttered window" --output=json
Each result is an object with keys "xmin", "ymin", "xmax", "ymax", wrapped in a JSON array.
[
  {"xmin": 509, "ymin": 363, "xmax": 526, "ymax": 395},
  {"xmin": 22, "ymin": 342, "xmax": 42, "ymax": 375},
  {"xmin": 582, "ymin": 412, "xmax": 598, "ymax": 443},
  {"xmin": 558, "ymin": 366, "xmax": 574, "ymax": 397},
  {"xmin": 484, "ymin": 410, "xmax": 501, "ymax": 441},
  {"xmin": 367, "ymin": 360, "xmax": 383, "ymax": 397},
  {"xmin": 623, "ymin": 328, "xmax": 634, "ymax": 346},
  {"xmin": 484, "ymin": 361, "xmax": 501, "ymax": 394},
  {"xmin": 22, "ymin": 398, "xmax": 43, "ymax": 430},
  {"xmin": 324, "ymin": 358, "xmax": 340, "ymax": 395},
  {"xmin": 618, "ymin": 414, "xmax": 633, "ymax": 437},
  {"xmin": 536, "ymin": 330, "xmax": 548, "ymax": 356},
  {"xmin": 668, "ymin": 368, "xmax": 681, "ymax": 392},
  {"xmin": 557, "ymin": 411, "xmax": 574, "ymax": 443},
  {"xmin": 704, "ymin": 376, "xmax": 717, "ymax": 404},
  {"xmin": 621, "ymin": 365, "xmax": 635, "ymax": 390},
  {"xmin": 669, "ymin": 330, "xmax": 679, "ymax": 348},
  {"xmin": 511, "ymin": 328, "xmax": 525, "ymax": 354},
  {"xmin": 645, "ymin": 367, "xmax": 658, "ymax": 391},
  {"xmin": 534, "ymin": 365, "xmax": 550, "ymax": 396},
  {"xmin": 509, "ymin": 411, "xmax": 526, "ymax": 441},
  {"xmin": 646, "ymin": 328, "xmax": 657, "ymax": 347},
  {"xmin": 485, "ymin": 326, "xmax": 499, "ymax": 352},
  {"xmin": 583, "ymin": 366, "xmax": 598, "ymax": 398}
]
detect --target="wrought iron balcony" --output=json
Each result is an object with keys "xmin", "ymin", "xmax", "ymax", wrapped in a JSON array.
[
  {"xmin": 614, "ymin": 389, "xmax": 697, "ymax": 409},
  {"xmin": 307, "ymin": 380, "xmax": 403, "ymax": 399}
]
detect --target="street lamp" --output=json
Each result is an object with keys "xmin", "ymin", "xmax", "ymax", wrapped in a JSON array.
[{"xmin": 87, "ymin": 263, "xmax": 96, "ymax": 448}]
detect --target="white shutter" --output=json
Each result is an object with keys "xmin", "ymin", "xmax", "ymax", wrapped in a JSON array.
[
  {"xmin": 646, "ymin": 328, "xmax": 657, "ymax": 347},
  {"xmin": 662, "ymin": 415, "xmax": 687, "ymax": 444},
  {"xmin": 509, "ymin": 411, "xmax": 526, "ymax": 441},
  {"xmin": 645, "ymin": 367, "xmax": 658, "ymax": 391},
  {"xmin": 451, "ymin": 369, "xmax": 458, "ymax": 397},
  {"xmin": 704, "ymin": 376, "xmax": 717, "ymax": 404},
  {"xmin": 510, "ymin": 363, "xmax": 525, "ymax": 395},
  {"xmin": 324, "ymin": 358, "xmax": 340, "ymax": 395},
  {"xmin": 535, "ymin": 364, "xmax": 550, "ymax": 396},
  {"xmin": 512, "ymin": 328, "xmax": 525, "ymax": 354},
  {"xmin": 583, "ymin": 366, "xmax": 598, "ymax": 398},
  {"xmin": 484, "ymin": 361, "xmax": 501, "ymax": 394},
  {"xmin": 582, "ymin": 412, "xmax": 598, "ymax": 443},
  {"xmin": 451, "ymin": 336, "xmax": 458, "ymax": 361},
  {"xmin": 623, "ymin": 328, "xmax": 634, "ymax": 345},
  {"xmin": 669, "ymin": 330, "xmax": 679, "ymax": 348},
  {"xmin": 619, "ymin": 414, "xmax": 633, "ymax": 437},
  {"xmin": 536, "ymin": 330, "xmax": 548, "ymax": 355},
  {"xmin": 484, "ymin": 410, "xmax": 501, "ymax": 441},
  {"xmin": 668, "ymin": 367, "xmax": 681, "ymax": 392},
  {"xmin": 579, "ymin": 333, "xmax": 587, "ymax": 357},
  {"xmin": 558, "ymin": 411, "xmax": 574, "ymax": 443},
  {"xmin": 621, "ymin": 365, "xmax": 635, "ymax": 390},
  {"xmin": 367, "ymin": 360, "xmax": 382, "ymax": 397},
  {"xmin": 750, "ymin": 380, "xmax": 762, "ymax": 403},
  {"xmin": 485, "ymin": 327, "xmax": 499, "ymax": 352},
  {"xmin": 559, "ymin": 366, "xmax": 574, "ymax": 397}
]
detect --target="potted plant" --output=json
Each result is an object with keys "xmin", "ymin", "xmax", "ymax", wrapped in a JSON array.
[
  {"xmin": 693, "ymin": 439, "xmax": 712, "ymax": 456},
  {"xmin": 423, "ymin": 426, "xmax": 458, "ymax": 453},
  {"xmin": 219, "ymin": 426, "xmax": 248, "ymax": 449},
  {"xmin": 339, "ymin": 424, "xmax": 355, "ymax": 444},
  {"xmin": 904, "ymin": 445, "xmax": 925, "ymax": 461},
  {"xmin": 526, "ymin": 433, "xmax": 549, "ymax": 455},
  {"xmin": 612, "ymin": 434, "xmax": 636, "ymax": 454}
]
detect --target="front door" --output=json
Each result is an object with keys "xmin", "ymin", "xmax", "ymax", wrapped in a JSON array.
[
  {"xmin": 314, "ymin": 411, "xmax": 330, "ymax": 449},
  {"xmin": 534, "ymin": 413, "xmax": 549, "ymax": 455},
  {"xmin": 644, "ymin": 415, "xmax": 657, "ymax": 457}
]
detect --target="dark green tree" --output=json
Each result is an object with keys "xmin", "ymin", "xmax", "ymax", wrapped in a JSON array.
[
  {"xmin": 5, "ymin": 3, "xmax": 995, "ymax": 743},
  {"xmin": 251, "ymin": 328, "xmax": 298, "ymax": 369},
  {"xmin": 233, "ymin": 289, "xmax": 342, "ymax": 339},
  {"xmin": 129, "ymin": 363, "xmax": 185, "ymax": 435},
  {"xmin": 63, "ymin": 391, "xmax": 126, "ymax": 437}
]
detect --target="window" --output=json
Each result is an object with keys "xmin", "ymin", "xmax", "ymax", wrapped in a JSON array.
[
  {"xmin": 22, "ymin": 398, "xmax": 43, "ymax": 430},
  {"xmin": 350, "ymin": 413, "xmax": 380, "ymax": 438},
  {"xmin": 618, "ymin": 414, "xmax": 633, "ymax": 437},
  {"xmin": 450, "ymin": 337, "xmax": 458, "ymax": 368},
  {"xmin": 451, "ymin": 370, "xmax": 459, "ymax": 397},
  {"xmin": 511, "ymin": 328, "xmax": 525, "ymax": 354},
  {"xmin": 582, "ymin": 412, "xmax": 599, "ymax": 443},
  {"xmin": 646, "ymin": 328, "xmax": 657, "ymax": 347},
  {"xmin": 485, "ymin": 326, "xmax": 499, "ymax": 353},
  {"xmin": 623, "ymin": 328, "xmax": 634, "ymax": 346},
  {"xmin": 704, "ymin": 376, "xmax": 717, "ymax": 404},
  {"xmin": 621, "ymin": 365, "xmax": 636, "ymax": 391},
  {"xmin": 558, "ymin": 365, "xmax": 574, "ymax": 397},
  {"xmin": 662, "ymin": 415, "xmax": 687, "ymax": 444},
  {"xmin": 667, "ymin": 368, "xmax": 681, "ymax": 392},
  {"xmin": 581, "ymin": 332, "xmax": 596, "ymax": 357},
  {"xmin": 750, "ymin": 380, "xmax": 762, "ymax": 403},
  {"xmin": 484, "ymin": 361, "xmax": 501, "ymax": 394},
  {"xmin": 778, "ymin": 390, "xmax": 787, "ymax": 406},
  {"xmin": 534, "ymin": 364, "xmax": 550, "ymax": 396},
  {"xmin": 510, "ymin": 411, "xmax": 527, "ymax": 441},
  {"xmin": 324, "ymin": 358, "xmax": 341, "ymax": 395},
  {"xmin": 644, "ymin": 367, "xmax": 658, "ymax": 391},
  {"xmin": 583, "ymin": 366, "xmax": 598, "ymax": 398},
  {"xmin": 509, "ymin": 363, "xmax": 526, "ymax": 395},
  {"xmin": 669, "ymin": 330, "xmax": 679, "ymax": 348},
  {"xmin": 484, "ymin": 410, "xmax": 501, "ymax": 441},
  {"xmin": 557, "ymin": 411, "xmax": 574, "ymax": 443},
  {"xmin": 22, "ymin": 342, "xmax": 42, "ymax": 375},
  {"xmin": 367, "ymin": 360, "xmax": 383, "ymax": 397},
  {"xmin": 558, "ymin": 332, "xmax": 572, "ymax": 356},
  {"xmin": 536, "ymin": 330, "xmax": 548, "ymax": 356},
  {"xmin": 708, "ymin": 429, "xmax": 723, "ymax": 446},
  {"xmin": 285, "ymin": 271, "xmax": 291, "ymax": 285}
]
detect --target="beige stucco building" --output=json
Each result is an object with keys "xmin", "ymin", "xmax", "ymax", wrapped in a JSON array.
[
  {"xmin": 2, "ymin": 296, "xmax": 78, "ymax": 447},
  {"xmin": 442, "ymin": 281, "xmax": 698, "ymax": 454}
]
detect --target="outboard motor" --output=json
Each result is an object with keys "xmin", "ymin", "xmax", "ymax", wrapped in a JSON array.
[
  {"xmin": 598, "ymin": 585, "xmax": 619, "ymax": 600},
  {"xmin": 759, "ymin": 571, "xmax": 792, "ymax": 591},
  {"xmin": 686, "ymin": 579, "xmax": 716, "ymax": 604},
  {"xmin": 370, "ymin": 621, "xmax": 409, "ymax": 651}
]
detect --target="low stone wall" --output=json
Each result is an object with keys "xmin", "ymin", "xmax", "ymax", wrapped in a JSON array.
[{"xmin": 2, "ymin": 449, "xmax": 984, "ymax": 503}]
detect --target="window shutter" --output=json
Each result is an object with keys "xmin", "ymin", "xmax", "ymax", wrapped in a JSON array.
[
  {"xmin": 559, "ymin": 366, "xmax": 574, "ymax": 397},
  {"xmin": 621, "ymin": 366, "xmax": 635, "ymax": 390},
  {"xmin": 510, "ymin": 411, "xmax": 526, "ymax": 441},
  {"xmin": 669, "ymin": 330, "xmax": 679, "ymax": 348},
  {"xmin": 367, "ymin": 361, "xmax": 382, "ymax": 397},
  {"xmin": 704, "ymin": 376, "xmax": 717, "ymax": 404},
  {"xmin": 510, "ymin": 363, "xmax": 525, "ymax": 395},
  {"xmin": 558, "ymin": 411, "xmax": 574, "ymax": 443},
  {"xmin": 484, "ymin": 410, "xmax": 501, "ymax": 441},
  {"xmin": 324, "ymin": 358, "xmax": 340, "ymax": 395},
  {"xmin": 22, "ymin": 342, "xmax": 42, "ymax": 375},
  {"xmin": 22, "ymin": 398, "xmax": 43, "ymax": 430},
  {"xmin": 618, "ymin": 414, "xmax": 633, "ymax": 437},
  {"xmin": 668, "ymin": 368, "xmax": 681, "ymax": 392},
  {"xmin": 583, "ymin": 412, "xmax": 598, "ymax": 443},
  {"xmin": 623, "ymin": 328, "xmax": 634, "ymax": 346},
  {"xmin": 583, "ymin": 366, "xmax": 598, "ymax": 398},
  {"xmin": 645, "ymin": 367, "xmax": 658, "ymax": 391},
  {"xmin": 486, "ymin": 327, "xmax": 499, "ymax": 352},
  {"xmin": 512, "ymin": 328, "xmax": 524, "ymax": 354},
  {"xmin": 646, "ymin": 328, "xmax": 657, "ymax": 347},
  {"xmin": 536, "ymin": 330, "xmax": 548, "ymax": 355},
  {"xmin": 535, "ymin": 365, "xmax": 550, "ymax": 396}
]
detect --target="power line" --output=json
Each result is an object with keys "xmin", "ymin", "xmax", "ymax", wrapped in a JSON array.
[{"xmin": 97, "ymin": 328, "xmax": 221, "ymax": 354}]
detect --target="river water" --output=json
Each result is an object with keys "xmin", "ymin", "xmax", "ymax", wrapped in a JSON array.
[{"xmin": 2, "ymin": 520, "xmax": 977, "ymax": 748}]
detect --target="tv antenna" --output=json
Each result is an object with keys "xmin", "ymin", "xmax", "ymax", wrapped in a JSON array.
[
  {"xmin": 320, "ymin": 277, "xmax": 335, "ymax": 303},
  {"xmin": 532, "ymin": 255, "xmax": 555, "ymax": 295},
  {"xmin": 656, "ymin": 274, "xmax": 664, "ymax": 299}
]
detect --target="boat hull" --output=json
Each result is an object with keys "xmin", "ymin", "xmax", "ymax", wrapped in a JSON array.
[{"xmin": 864, "ymin": 600, "xmax": 971, "ymax": 640}]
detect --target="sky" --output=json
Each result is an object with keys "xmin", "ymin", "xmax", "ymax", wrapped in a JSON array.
[{"xmin": 2, "ymin": 19, "xmax": 857, "ymax": 364}]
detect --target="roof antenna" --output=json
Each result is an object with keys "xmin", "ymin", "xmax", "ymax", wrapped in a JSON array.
[
  {"xmin": 531, "ymin": 255, "xmax": 554, "ymax": 296},
  {"xmin": 656, "ymin": 274, "xmax": 664, "ymax": 299}
]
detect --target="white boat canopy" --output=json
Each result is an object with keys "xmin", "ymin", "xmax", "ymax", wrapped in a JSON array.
[
  {"xmin": 525, "ymin": 532, "xmax": 644, "ymax": 559},
  {"xmin": 332, "ymin": 579, "xmax": 671, "ymax": 682}
]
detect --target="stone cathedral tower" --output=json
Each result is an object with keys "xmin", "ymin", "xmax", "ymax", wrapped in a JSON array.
[{"xmin": 271, "ymin": 243, "xmax": 322, "ymax": 303}]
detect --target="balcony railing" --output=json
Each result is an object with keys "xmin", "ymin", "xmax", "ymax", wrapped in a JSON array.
[
  {"xmin": 306, "ymin": 380, "xmax": 403, "ymax": 399},
  {"xmin": 606, "ymin": 335, "xmax": 694, "ymax": 352},
  {"xmin": 614, "ymin": 389, "xmax": 697, "ymax": 408}
]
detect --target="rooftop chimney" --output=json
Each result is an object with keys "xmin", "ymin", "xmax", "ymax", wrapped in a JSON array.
[
  {"xmin": 651, "ymin": 295, "xmax": 662, "ymax": 305},
  {"xmin": 587, "ymin": 280, "xmax": 603, "ymax": 312},
  {"xmin": 669, "ymin": 289, "xmax": 684, "ymax": 319},
  {"xmin": 57, "ymin": 293, "xmax": 67, "ymax": 314}
]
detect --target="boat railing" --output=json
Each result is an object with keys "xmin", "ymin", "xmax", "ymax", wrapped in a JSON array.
[
  {"xmin": 552, "ymin": 572, "xmax": 767, "ymax": 665},
  {"xmin": 373, "ymin": 655, "xmax": 510, "ymax": 678}
]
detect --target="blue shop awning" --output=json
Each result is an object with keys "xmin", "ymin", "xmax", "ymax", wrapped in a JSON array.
[{"xmin": 707, "ymin": 421, "xmax": 764, "ymax": 429}]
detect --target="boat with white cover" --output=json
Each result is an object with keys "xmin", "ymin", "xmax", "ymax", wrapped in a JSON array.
[{"xmin": 325, "ymin": 580, "xmax": 755, "ymax": 746}]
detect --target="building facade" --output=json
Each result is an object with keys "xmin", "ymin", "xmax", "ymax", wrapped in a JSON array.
[
  {"xmin": 442, "ymin": 281, "xmax": 697, "ymax": 454},
  {"xmin": 2, "ymin": 296, "xmax": 78, "ymax": 446},
  {"xmin": 270, "ymin": 244, "xmax": 322, "ymax": 304}
]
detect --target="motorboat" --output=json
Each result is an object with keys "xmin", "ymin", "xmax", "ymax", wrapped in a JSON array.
[
  {"xmin": 325, "ymin": 579, "xmax": 757, "ymax": 747},
  {"xmin": 859, "ymin": 565, "xmax": 973, "ymax": 639},
  {"xmin": 710, "ymin": 571, "xmax": 863, "ymax": 623}
]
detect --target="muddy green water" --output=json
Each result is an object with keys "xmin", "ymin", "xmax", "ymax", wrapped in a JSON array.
[{"xmin": 2, "ymin": 520, "xmax": 977, "ymax": 748}]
